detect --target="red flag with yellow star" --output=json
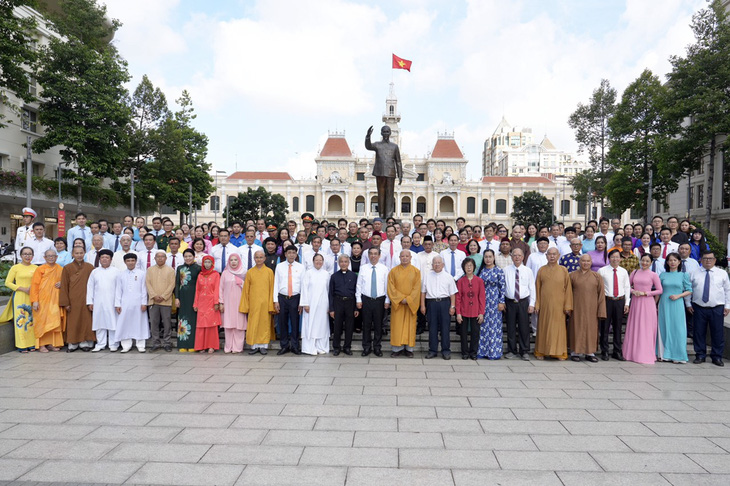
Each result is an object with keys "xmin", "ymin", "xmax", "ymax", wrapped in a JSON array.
[{"xmin": 392, "ymin": 53, "xmax": 412, "ymax": 72}]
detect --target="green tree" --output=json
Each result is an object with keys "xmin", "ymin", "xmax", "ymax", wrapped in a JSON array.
[
  {"xmin": 32, "ymin": 0, "xmax": 130, "ymax": 209},
  {"xmin": 666, "ymin": 0, "xmax": 730, "ymax": 228},
  {"xmin": 0, "ymin": 0, "xmax": 38, "ymax": 128},
  {"xmin": 227, "ymin": 186, "xmax": 289, "ymax": 229},
  {"xmin": 136, "ymin": 90, "xmax": 213, "ymax": 222},
  {"xmin": 604, "ymin": 69, "xmax": 673, "ymax": 218},
  {"xmin": 510, "ymin": 191, "xmax": 554, "ymax": 227},
  {"xmin": 567, "ymin": 79, "xmax": 617, "ymax": 207}
]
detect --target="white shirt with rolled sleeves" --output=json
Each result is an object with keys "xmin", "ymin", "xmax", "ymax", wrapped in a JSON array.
[
  {"xmin": 273, "ymin": 260, "xmax": 305, "ymax": 302},
  {"xmin": 440, "ymin": 248, "xmax": 466, "ymax": 280},
  {"xmin": 381, "ymin": 239, "xmax": 402, "ymax": 269},
  {"xmin": 421, "ymin": 269, "xmax": 458, "ymax": 299},
  {"xmin": 597, "ymin": 265, "xmax": 632, "ymax": 306},
  {"xmin": 22, "ymin": 236, "xmax": 54, "ymax": 265},
  {"xmin": 503, "ymin": 264, "xmax": 536, "ymax": 307},
  {"xmin": 355, "ymin": 262, "xmax": 390, "ymax": 304},
  {"xmin": 684, "ymin": 266, "xmax": 730, "ymax": 309}
]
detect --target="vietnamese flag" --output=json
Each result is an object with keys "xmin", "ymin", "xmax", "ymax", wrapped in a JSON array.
[{"xmin": 392, "ymin": 53, "xmax": 412, "ymax": 72}]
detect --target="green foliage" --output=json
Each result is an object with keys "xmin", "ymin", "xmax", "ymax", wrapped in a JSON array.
[
  {"xmin": 666, "ymin": 0, "xmax": 730, "ymax": 227},
  {"xmin": 33, "ymin": 0, "xmax": 130, "ymax": 209},
  {"xmin": 0, "ymin": 262, "xmax": 12, "ymax": 296},
  {"xmin": 510, "ymin": 191, "xmax": 554, "ymax": 227},
  {"xmin": 604, "ymin": 69, "xmax": 674, "ymax": 216},
  {"xmin": 227, "ymin": 186, "xmax": 289, "ymax": 229},
  {"xmin": 0, "ymin": 0, "xmax": 38, "ymax": 128},
  {"xmin": 569, "ymin": 169, "xmax": 609, "ymax": 207}
]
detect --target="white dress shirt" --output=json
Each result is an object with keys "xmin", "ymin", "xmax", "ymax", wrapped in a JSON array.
[
  {"xmin": 478, "ymin": 239, "xmax": 499, "ymax": 254},
  {"xmin": 418, "ymin": 250, "xmax": 438, "ymax": 276},
  {"xmin": 111, "ymin": 249, "xmax": 134, "ymax": 271},
  {"xmin": 166, "ymin": 252, "xmax": 183, "ymax": 270},
  {"xmin": 209, "ymin": 243, "xmax": 241, "ymax": 273},
  {"xmin": 255, "ymin": 230, "xmax": 269, "ymax": 243},
  {"xmin": 659, "ymin": 241, "xmax": 679, "ymax": 258},
  {"xmin": 421, "ymin": 270, "xmax": 458, "ymax": 299},
  {"xmin": 685, "ymin": 266, "xmax": 730, "ymax": 309},
  {"xmin": 650, "ymin": 258, "xmax": 665, "ymax": 275},
  {"xmin": 15, "ymin": 224, "xmax": 32, "ymax": 257},
  {"xmin": 503, "ymin": 264, "xmax": 536, "ymax": 306},
  {"xmin": 273, "ymin": 260, "xmax": 305, "ymax": 301},
  {"xmin": 66, "ymin": 225, "xmax": 93, "ymax": 250},
  {"xmin": 526, "ymin": 251, "xmax": 547, "ymax": 283},
  {"xmin": 303, "ymin": 248, "xmax": 331, "ymax": 272},
  {"xmin": 23, "ymin": 236, "xmax": 54, "ymax": 264},
  {"xmin": 355, "ymin": 262, "xmax": 390, "ymax": 303},
  {"xmin": 101, "ymin": 232, "xmax": 116, "ymax": 251},
  {"xmin": 85, "ymin": 248, "xmax": 105, "ymax": 267},
  {"xmin": 326, "ymin": 251, "xmax": 351, "ymax": 274},
  {"xmin": 598, "ymin": 265, "xmax": 632, "ymax": 306},
  {"xmin": 440, "ymin": 248, "xmax": 466, "ymax": 280},
  {"xmin": 680, "ymin": 258, "xmax": 700, "ymax": 274},
  {"xmin": 107, "ymin": 233, "xmax": 124, "ymax": 252},
  {"xmin": 381, "ymin": 239, "xmax": 402, "ymax": 269},
  {"xmin": 136, "ymin": 248, "xmax": 157, "ymax": 271},
  {"xmin": 530, "ymin": 240, "xmax": 558, "ymax": 255}
]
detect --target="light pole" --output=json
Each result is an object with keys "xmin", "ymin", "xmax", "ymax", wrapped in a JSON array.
[
  {"xmin": 57, "ymin": 161, "xmax": 72, "ymax": 209},
  {"xmin": 215, "ymin": 170, "xmax": 227, "ymax": 228},
  {"xmin": 25, "ymin": 136, "xmax": 32, "ymax": 208}
]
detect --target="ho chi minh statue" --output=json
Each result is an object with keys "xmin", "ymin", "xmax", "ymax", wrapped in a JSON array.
[{"xmin": 365, "ymin": 125, "xmax": 402, "ymax": 219}]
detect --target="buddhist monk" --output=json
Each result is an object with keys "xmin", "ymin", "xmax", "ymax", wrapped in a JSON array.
[
  {"xmin": 30, "ymin": 249, "xmax": 65, "ymax": 352},
  {"xmin": 534, "ymin": 247, "xmax": 573, "ymax": 360},
  {"xmin": 569, "ymin": 254, "xmax": 606, "ymax": 362},
  {"xmin": 387, "ymin": 249, "xmax": 421, "ymax": 358},
  {"xmin": 59, "ymin": 246, "xmax": 95, "ymax": 352}
]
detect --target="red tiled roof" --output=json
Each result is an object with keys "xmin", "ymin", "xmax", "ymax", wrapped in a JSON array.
[
  {"xmin": 320, "ymin": 137, "xmax": 352, "ymax": 157},
  {"xmin": 481, "ymin": 176, "xmax": 555, "ymax": 184},
  {"xmin": 431, "ymin": 138, "xmax": 464, "ymax": 158},
  {"xmin": 227, "ymin": 171, "xmax": 293, "ymax": 181}
]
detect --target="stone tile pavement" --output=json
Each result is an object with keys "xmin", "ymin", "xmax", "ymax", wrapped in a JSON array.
[{"xmin": 0, "ymin": 351, "xmax": 729, "ymax": 485}]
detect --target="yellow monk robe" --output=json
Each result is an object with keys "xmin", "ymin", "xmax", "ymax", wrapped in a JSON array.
[
  {"xmin": 30, "ymin": 263, "xmax": 66, "ymax": 348},
  {"xmin": 387, "ymin": 263, "xmax": 421, "ymax": 348},
  {"xmin": 534, "ymin": 263, "xmax": 573, "ymax": 360},
  {"xmin": 239, "ymin": 265, "xmax": 275, "ymax": 346}
]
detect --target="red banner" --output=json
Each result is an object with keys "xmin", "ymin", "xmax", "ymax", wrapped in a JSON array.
[{"xmin": 57, "ymin": 210, "xmax": 66, "ymax": 237}]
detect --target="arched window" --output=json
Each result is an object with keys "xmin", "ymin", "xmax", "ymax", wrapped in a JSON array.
[
  {"xmin": 401, "ymin": 196, "xmax": 411, "ymax": 214},
  {"xmin": 305, "ymin": 195, "xmax": 315, "ymax": 212},
  {"xmin": 560, "ymin": 199, "xmax": 571, "ymax": 216},
  {"xmin": 439, "ymin": 196, "xmax": 454, "ymax": 214},
  {"xmin": 209, "ymin": 195, "xmax": 220, "ymax": 212},
  {"xmin": 496, "ymin": 199, "xmax": 507, "ymax": 214},
  {"xmin": 466, "ymin": 197, "xmax": 476, "ymax": 214},
  {"xmin": 416, "ymin": 196, "xmax": 426, "ymax": 214},
  {"xmin": 389, "ymin": 105, "xmax": 394, "ymax": 115},
  {"xmin": 482, "ymin": 198, "xmax": 489, "ymax": 214},
  {"xmin": 328, "ymin": 195, "xmax": 343, "ymax": 214},
  {"xmin": 355, "ymin": 196, "xmax": 365, "ymax": 214},
  {"xmin": 370, "ymin": 196, "xmax": 379, "ymax": 214},
  {"xmin": 292, "ymin": 196, "xmax": 299, "ymax": 212}
]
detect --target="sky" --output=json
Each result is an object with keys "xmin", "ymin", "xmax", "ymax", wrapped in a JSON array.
[{"xmin": 101, "ymin": 0, "xmax": 706, "ymax": 181}]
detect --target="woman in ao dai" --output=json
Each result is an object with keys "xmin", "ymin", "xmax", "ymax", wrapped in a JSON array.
[
  {"xmin": 300, "ymin": 253, "xmax": 331, "ymax": 355},
  {"xmin": 219, "ymin": 253, "xmax": 248, "ymax": 353}
]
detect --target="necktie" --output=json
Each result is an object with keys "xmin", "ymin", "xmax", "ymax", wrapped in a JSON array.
[
  {"xmin": 702, "ymin": 269, "xmax": 710, "ymax": 303},
  {"xmin": 247, "ymin": 245, "xmax": 252, "ymax": 269},
  {"xmin": 681, "ymin": 260, "xmax": 686, "ymax": 272},
  {"xmin": 371, "ymin": 265, "xmax": 378, "ymax": 298},
  {"xmin": 147, "ymin": 250, "xmax": 151, "ymax": 269},
  {"xmin": 613, "ymin": 268, "xmax": 619, "ymax": 297},
  {"xmin": 450, "ymin": 251, "xmax": 456, "ymax": 277},
  {"xmin": 662, "ymin": 244, "xmax": 667, "ymax": 258},
  {"xmin": 514, "ymin": 267, "xmax": 520, "ymax": 300},
  {"xmin": 114, "ymin": 235, "xmax": 119, "ymax": 251},
  {"xmin": 651, "ymin": 261, "xmax": 656, "ymax": 272},
  {"xmin": 222, "ymin": 246, "xmax": 226, "ymax": 273},
  {"xmin": 334, "ymin": 253, "xmax": 338, "ymax": 269},
  {"xmin": 172, "ymin": 254, "xmax": 176, "ymax": 269},
  {"xmin": 287, "ymin": 263, "xmax": 293, "ymax": 297},
  {"xmin": 390, "ymin": 242, "xmax": 393, "ymax": 260},
  {"xmin": 298, "ymin": 244, "xmax": 303, "ymax": 262},
  {"xmin": 94, "ymin": 251, "xmax": 100, "ymax": 268}
]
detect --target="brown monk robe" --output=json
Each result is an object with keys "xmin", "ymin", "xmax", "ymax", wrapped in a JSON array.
[
  {"xmin": 569, "ymin": 254, "xmax": 606, "ymax": 360},
  {"xmin": 534, "ymin": 248, "xmax": 573, "ymax": 360},
  {"xmin": 59, "ymin": 246, "xmax": 95, "ymax": 350}
]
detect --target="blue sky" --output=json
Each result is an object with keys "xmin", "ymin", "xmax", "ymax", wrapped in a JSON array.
[{"xmin": 103, "ymin": 0, "xmax": 705, "ymax": 180}]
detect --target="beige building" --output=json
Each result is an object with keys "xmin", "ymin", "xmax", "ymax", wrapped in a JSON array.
[{"xmin": 193, "ymin": 86, "xmax": 587, "ymax": 228}]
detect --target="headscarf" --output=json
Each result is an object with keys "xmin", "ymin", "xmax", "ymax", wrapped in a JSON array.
[
  {"xmin": 221, "ymin": 252, "xmax": 246, "ymax": 287},
  {"xmin": 200, "ymin": 255, "xmax": 216, "ymax": 276}
]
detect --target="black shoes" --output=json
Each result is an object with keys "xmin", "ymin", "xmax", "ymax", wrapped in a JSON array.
[
  {"xmin": 150, "ymin": 344, "xmax": 161, "ymax": 352},
  {"xmin": 425, "ymin": 351, "xmax": 437, "ymax": 359},
  {"xmin": 712, "ymin": 359, "xmax": 724, "ymax": 367},
  {"xmin": 600, "ymin": 352, "xmax": 609, "ymax": 361},
  {"xmin": 570, "ymin": 355, "xmax": 581, "ymax": 362},
  {"xmin": 277, "ymin": 347, "xmax": 290, "ymax": 356},
  {"xmin": 586, "ymin": 355, "xmax": 599, "ymax": 363},
  {"xmin": 693, "ymin": 357, "xmax": 706, "ymax": 364},
  {"xmin": 164, "ymin": 345, "xmax": 172, "ymax": 352},
  {"xmin": 404, "ymin": 350, "xmax": 413, "ymax": 358},
  {"xmin": 343, "ymin": 349, "xmax": 353, "ymax": 356},
  {"xmin": 260, "ymin": 349, "xmax": 267, "ymax": 355},
  {"xmin": 374, "ymin": 349, "xmax": 383, "ymax": 357},
  {"xmin": 333, "ymin": 350, "xmax": 341, "ymax": 356},
  {"xmin": 391, "ymin": 350, "xmax": 403, "ymax": 357},
  {"xmin": 361, "ymin": 349, "xmax": 371, "ymax": 357},
  {"xmin": 292, "ymin": 348, "xmax": 301, "ymax": 355},
  {"xmin": 611, "ymin": 352, "xmax": 626, "ymax": 362},
  {"xmin": 249, "ymin": 348, "xmax": 260, "ymax": 355}
]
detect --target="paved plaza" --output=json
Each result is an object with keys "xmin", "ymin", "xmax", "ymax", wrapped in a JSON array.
[{"xmin": 0, "ymin": 350, "xmax": 730, "ymax": 486}]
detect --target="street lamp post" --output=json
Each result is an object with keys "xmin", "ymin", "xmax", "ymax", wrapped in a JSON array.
[{"xmin": 215, "ymin": 170, "xmax": 227, "ymax": 228}]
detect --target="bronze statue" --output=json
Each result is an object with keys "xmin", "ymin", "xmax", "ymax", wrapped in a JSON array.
[{"xmin": 365, "ymin": 125, "xmax": 402, "ymax": 219}]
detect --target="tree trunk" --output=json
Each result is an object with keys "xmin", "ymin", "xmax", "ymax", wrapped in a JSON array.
[
  {"xmin": 705, "ymin": 136, "xmax": 715, "ymax": 229},
  {"xmin": 76, "ymin": 166, "xmax": 83, "ymax": 211}
]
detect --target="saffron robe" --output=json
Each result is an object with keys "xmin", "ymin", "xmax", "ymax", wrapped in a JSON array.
[
  {"xmin": 30, "ymin": 263, "xmax": 66, "ymax": 348},
  {"xmin": 239, "ymin": 265, "xmax": 275, "ymax": 346},
  {"xmin": 387, "ymin": 264, "xmax": 421, "ymax": 348}
]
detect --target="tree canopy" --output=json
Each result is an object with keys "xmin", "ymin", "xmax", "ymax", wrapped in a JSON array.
[
  {"xmin": 227, "ymin": 186, "xmax": 289, "ymax": 229},
  {"xmin": 510, "ymin": 191, "xmax": 554, "ymax": 227},
  {"xmin": 0, "ymin": 0, "xmax": 38, "ymax": 128}
]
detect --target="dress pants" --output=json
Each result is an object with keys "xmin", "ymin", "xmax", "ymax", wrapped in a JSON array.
[
  {"xmin": 332, "ymin": 296, "xmax": 355, "ymax": 351},
  {"xmin": 149, "ymin": 305, "xmax": 172, "ymax": 347},
  {"xmin": 95, "ymin": 329, "xmax": 117, "ymax": 350},
  {"xmin": 505, "ymin": 297, "xmax": 530, "ymax": 356},
  {"xmin": 416, "ymin": 309, "xmax": 427, "ymax": 333},
  {"xmin": 601, "ymin": 298, "xmax": 624, "ymax": 355},
  {"xmin": 278, "ymin": 293, "xmax": 301, "ymax": 350},
  {"xmin": 361, "ymin": 295, "xmax": 385, "ymax": 352},
  {"xmin": 460, "ymin": 316, "xmax": 479, "ymax": 357},
  {"xmin": 692, "ymin": 304, "xmax": 725, "ymax": 360},
  {"xmin": 426, "ymin": 298, "xmax": 451, "ymax": 355}
]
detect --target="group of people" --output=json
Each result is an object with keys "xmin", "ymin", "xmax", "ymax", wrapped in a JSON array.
[{"xmin": 4, "ymin": 207, "xmax": 730, "ymax": 367}]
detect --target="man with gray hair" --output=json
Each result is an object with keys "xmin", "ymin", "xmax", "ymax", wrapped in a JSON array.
[
  {"xmin": 421, "ymin": 255, "xmax": 458, "ymax": 360},
  {"xmin": 85, "ymin": 234, "xmax": 105, "ymax": 267},
  {"xmin": 356, "ymin": 246, "xmax": 390, "ymax": 357},
  {"xmin": 112, "ymin": 234, "xmax": 134, "ymax": 270}
]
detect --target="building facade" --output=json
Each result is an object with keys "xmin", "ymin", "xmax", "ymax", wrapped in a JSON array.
[{"xmin": 190, "ymin": 86, "xmax": 588, "ymax": 228}]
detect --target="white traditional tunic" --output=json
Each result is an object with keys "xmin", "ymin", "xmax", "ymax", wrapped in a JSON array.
[
  {"xmin": 114, "ymin": 268, "xmax": 150, "ymax": 342},
  {"xmin": 86, "ymin": 266, "xmax": 120, "ymax": 331},
  {"xmin": 299, "ymin": 267, "xmax": 331, "ymax": 355}
]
